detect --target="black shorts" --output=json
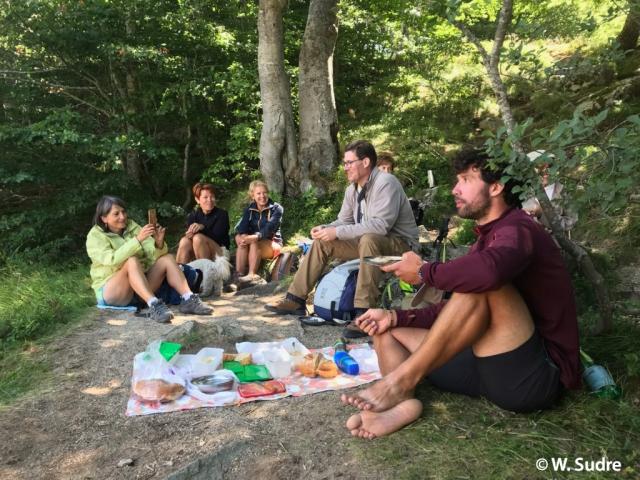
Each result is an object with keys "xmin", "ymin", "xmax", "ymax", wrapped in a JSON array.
[{"xmin": 427, "ymin": 331, "xmax": 562, "ymax": 412}]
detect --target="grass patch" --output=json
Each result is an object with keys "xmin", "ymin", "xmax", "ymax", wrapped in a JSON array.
[
  {"xmin": 0, "ymin": 260, "xmax": 94, "ymax": 405},
  {"xmin": 350, "ymin": 316, "xmax": 640, "ymax": 479},
  {"xmin": 0, "ymin": 261, "xmax": 94, "ymax": 344}
]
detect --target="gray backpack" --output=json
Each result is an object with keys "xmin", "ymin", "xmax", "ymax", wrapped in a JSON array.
[{"xmin": 313, "ymin": 259, "xmax": 359, "ymax": 323}]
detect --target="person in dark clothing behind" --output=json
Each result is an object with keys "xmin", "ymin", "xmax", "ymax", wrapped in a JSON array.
[
  {"xmin": 232, "ymin": 180, "xmax": 284, "ymax": 287},
  {"xmin": 340, "ymin": 147, "xmax": 580, "ymax": 439},
  {"xmin": 176, "ymin": 183, "xmax": 230, "ymax": 264}
]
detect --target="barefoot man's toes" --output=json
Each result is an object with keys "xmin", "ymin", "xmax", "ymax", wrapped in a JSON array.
[
  {"xmin": 344, "ymin": 399, "xmax": 423, "ymax": 439},
  {"xmin": 342, "ymin": 393, "xmax": 373, "ymax": 410},
  {"xmin": 346, "ymin": 378, "xmax": 413, "ymax": 412}
]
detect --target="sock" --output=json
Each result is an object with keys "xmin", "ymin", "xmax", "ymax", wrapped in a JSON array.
[
  {"xmin": 182, "ymin": 292, "xmax": 194, "ymax": 301},
  {"xmin": 147, "ymin": 296, "xmax": 160, "ymax": 307}
]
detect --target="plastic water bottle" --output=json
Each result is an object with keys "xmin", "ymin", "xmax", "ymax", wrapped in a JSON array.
[
  {"xmin": 334, "ymin": 338, "xmax": 359, "ymax": 375},
  {"xmin": 580, "ymin": 350, "xmax": 621, "ymax": 399}
]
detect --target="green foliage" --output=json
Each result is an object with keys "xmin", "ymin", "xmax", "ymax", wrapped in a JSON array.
[
  {"xmin": 452, "ymin": 218, "xmax": 476, "ymax": 245},
  {"xmin": 279, "ymin": 188, "xmax": 343, "ymax": 243}
]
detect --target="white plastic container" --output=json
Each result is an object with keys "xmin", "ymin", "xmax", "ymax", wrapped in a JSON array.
[
  {"xmin": 263, "ymin": 349, "xmax": 292, "ymax": 378},
  {"xmin": 189, "ymin": 347, "xmax": 223, "ymax": 378}
]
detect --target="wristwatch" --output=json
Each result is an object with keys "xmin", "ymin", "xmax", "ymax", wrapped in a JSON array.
[{"xmin": 417, "ymin": 261, "xmax": 426, "ymax": 283}]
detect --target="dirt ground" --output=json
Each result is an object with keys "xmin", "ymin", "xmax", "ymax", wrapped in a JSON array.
[{"xmin": 0, "ymin": 283, "xmax": 385, "ymax": 480}]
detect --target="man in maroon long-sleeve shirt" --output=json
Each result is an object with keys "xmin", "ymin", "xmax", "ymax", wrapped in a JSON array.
[{"xmin": 341, "ymin": 148, "xmax": 580, "ymax": 439}]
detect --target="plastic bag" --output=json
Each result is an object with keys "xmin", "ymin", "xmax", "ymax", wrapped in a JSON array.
[
  {"xmin": 132, "ymin": 341, "xmax": 186, "ymax": 402},
  {"xmin": 186, "ymin": 369, "xmax": 239, "ymax": 404},
  {"xmin": 236, "ymin": 337, "xmax": 309, "ymax": 365}
]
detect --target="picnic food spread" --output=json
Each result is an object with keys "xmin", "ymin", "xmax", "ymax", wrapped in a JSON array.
[{"xmin": 126, "ymin": 339, "xmax": 381, "ymax": 416}]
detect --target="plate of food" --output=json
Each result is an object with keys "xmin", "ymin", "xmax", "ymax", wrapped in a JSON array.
[{"xmin": 362, "ymin": 255, "xmax": 403, "ymax": 266}]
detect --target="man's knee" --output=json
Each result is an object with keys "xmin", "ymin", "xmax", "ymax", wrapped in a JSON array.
[
  {"xmin": 358, "ymin": 233, "xmax": 387, "ymax": 255},
  {"xmin": 372, "ymin": 330, "xmax": 397, "ymax": 350}
]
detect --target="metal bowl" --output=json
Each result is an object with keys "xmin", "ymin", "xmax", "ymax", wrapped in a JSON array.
[{"xmin": 191, "ymin": 374, "xmax": 235, "ymax": 394}]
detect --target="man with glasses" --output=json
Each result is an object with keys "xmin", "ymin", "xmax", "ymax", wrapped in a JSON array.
[{"xmin": 266, "ymin": 140, "xmax": 419, "ymax": 338}]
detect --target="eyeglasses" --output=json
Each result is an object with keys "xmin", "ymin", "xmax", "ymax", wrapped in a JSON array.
[{"xmin": 342, "ymin": 158, "xmax": 363, "ymax": 168}]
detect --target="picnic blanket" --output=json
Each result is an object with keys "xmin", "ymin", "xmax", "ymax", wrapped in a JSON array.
[{"xmin": 125, "ymin": 343, "xmax": 381, "ymax": 417}]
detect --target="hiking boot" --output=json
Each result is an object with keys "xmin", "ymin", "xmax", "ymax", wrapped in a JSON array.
[
  {"xmin": 149, "ymin": 300, "xmax": 174, "ymax": 324},
  {"xmin": 342, "ymin": 322, "xmax": 369, "ymax": 339},
  {"xmin": 265, "ymin": 296, "xmax": 306, "ymax": 316},
  {"xmin": 179, "ymin": 294, "xmax": 213, "ymax": 315},
  {"xmin": 342, "ymin": 309, "xmax": 369, "ymax": 339}
]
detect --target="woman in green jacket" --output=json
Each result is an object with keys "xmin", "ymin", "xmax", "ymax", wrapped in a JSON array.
[{"xmin": 86, "ymin": 195, "xmax": 212, "ymax": 323}]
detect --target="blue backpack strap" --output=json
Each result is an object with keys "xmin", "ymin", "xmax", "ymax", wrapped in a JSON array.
[{"xmin": 338, "ymin": 269, "xmax": 359, "ymax": 319}]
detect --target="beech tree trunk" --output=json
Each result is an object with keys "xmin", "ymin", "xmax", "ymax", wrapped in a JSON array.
[
  {"xmin": 257, "ymin": 0, "xmax": 298, "ymax": 195},
  {"xmin": 123, "ymin": 14, "xmax": 144, "ymax": 186},
  {"xmin": 182, "ymin": 123, "xmax": 193, "ymax": 210},
  {"xmin": 617, "ymin": 0, "xmax": 640, "ymax": 51},
  {"xmin": 452, "ymin": 0, "xmax": 613, "ymax": 333},
  {"xmin": 298, "ymin": 0, "xmax": 340, "ymax": 194}
]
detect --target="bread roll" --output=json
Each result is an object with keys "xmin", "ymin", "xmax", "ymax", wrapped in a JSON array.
[
  {"xmin": 133, "ymin": 379, "xmax": 185, "ymax": 402},
  {"xmin": 297, "ymin": 353, "xmax": 338, "ymax": 378}
]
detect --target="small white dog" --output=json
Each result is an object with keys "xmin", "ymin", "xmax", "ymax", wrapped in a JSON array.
[{"xmin": 188, "ymin": 252, "xmax": 231, "ymax": 297}]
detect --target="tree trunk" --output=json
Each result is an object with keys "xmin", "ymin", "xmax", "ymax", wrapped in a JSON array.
[
  {"xmin": 452, "ymin": 0, "xmax": 613, "ymax": 333},
  {"xmin": 298, "ymin": 0, "xmax": 340, "ymax": 194},
  {"xmin": 123, "ymin": 14, "xmax": 144, "ymax": 186},
  {"xmin": 257, "ymin": 0, "xmax": 299, "ymax": 195},
  {"xmin": 617, "ymin": 0, "xmax": 640, "ymax": 51},
  {"xmin": 182, "ymin": 123, "xmax": 193, "ymax": 210}
]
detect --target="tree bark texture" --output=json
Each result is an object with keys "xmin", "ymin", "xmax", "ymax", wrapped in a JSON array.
[
  {"xmin": 182, "ymin": 123, "xmax": 193, "ymax": 210},
  {"xmin": 123, "ymin": 14, "xmax": 144, "ymax": 186},
  {"xmin": 258, "ymin": 0, "xmax": 299, "ymax": 195},
  {"xmin": 453, "ymin": 0, "xmax": 613, "ymax": 333},
  {"xmin": 617, "ymin": 0, "xmax": 640, "ymax": 51},
  {"xmin": 298, "ymin": 0, "xmax": 340, "ymax": 194}
]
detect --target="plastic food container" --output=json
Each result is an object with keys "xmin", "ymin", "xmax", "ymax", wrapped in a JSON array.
[{"xmin": 263, "ymin": 349, "xmax": 292, "ymax": 379}]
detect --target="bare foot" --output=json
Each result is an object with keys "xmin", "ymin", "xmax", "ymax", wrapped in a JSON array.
[
  {"xmin": 345, "ymin": 399, "xmax": 423, "ymax": 439},
  {"xmin": 341, "ymin": 376, "xmax": 413, "ymax": 412}
]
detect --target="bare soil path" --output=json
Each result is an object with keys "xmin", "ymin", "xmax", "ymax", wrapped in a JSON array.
[{"xmin": 0, "ymin": 284, "xmax": 382, "ymax": 480}]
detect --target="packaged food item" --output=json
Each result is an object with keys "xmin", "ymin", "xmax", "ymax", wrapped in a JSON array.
[
  {"xmin": 297, "ymin": 353, "xmax": 339, "ymax": 378},
  {"xmin": 237, "ymin": 380, "xmax": 286, "ymax": 398},
  {"xmin": 222, "ymin": 352, "xmax": 252, "ymax": 365}
]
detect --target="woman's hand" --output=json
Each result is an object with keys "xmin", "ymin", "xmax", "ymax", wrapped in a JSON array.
[
  {"xmin": 355, "ymin": 309, "xmax": 396, "ymax": 336},
  {"xmin": 154, "ymin": 225, "xmax": 166, "ymax": 248},
  {"xmin": 187, "ymin": 223, "xmax": 203, "ymax": 235},
  {"xmin": 137, "ymin": 224, "xmax": 156, "ymax": 242}
]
